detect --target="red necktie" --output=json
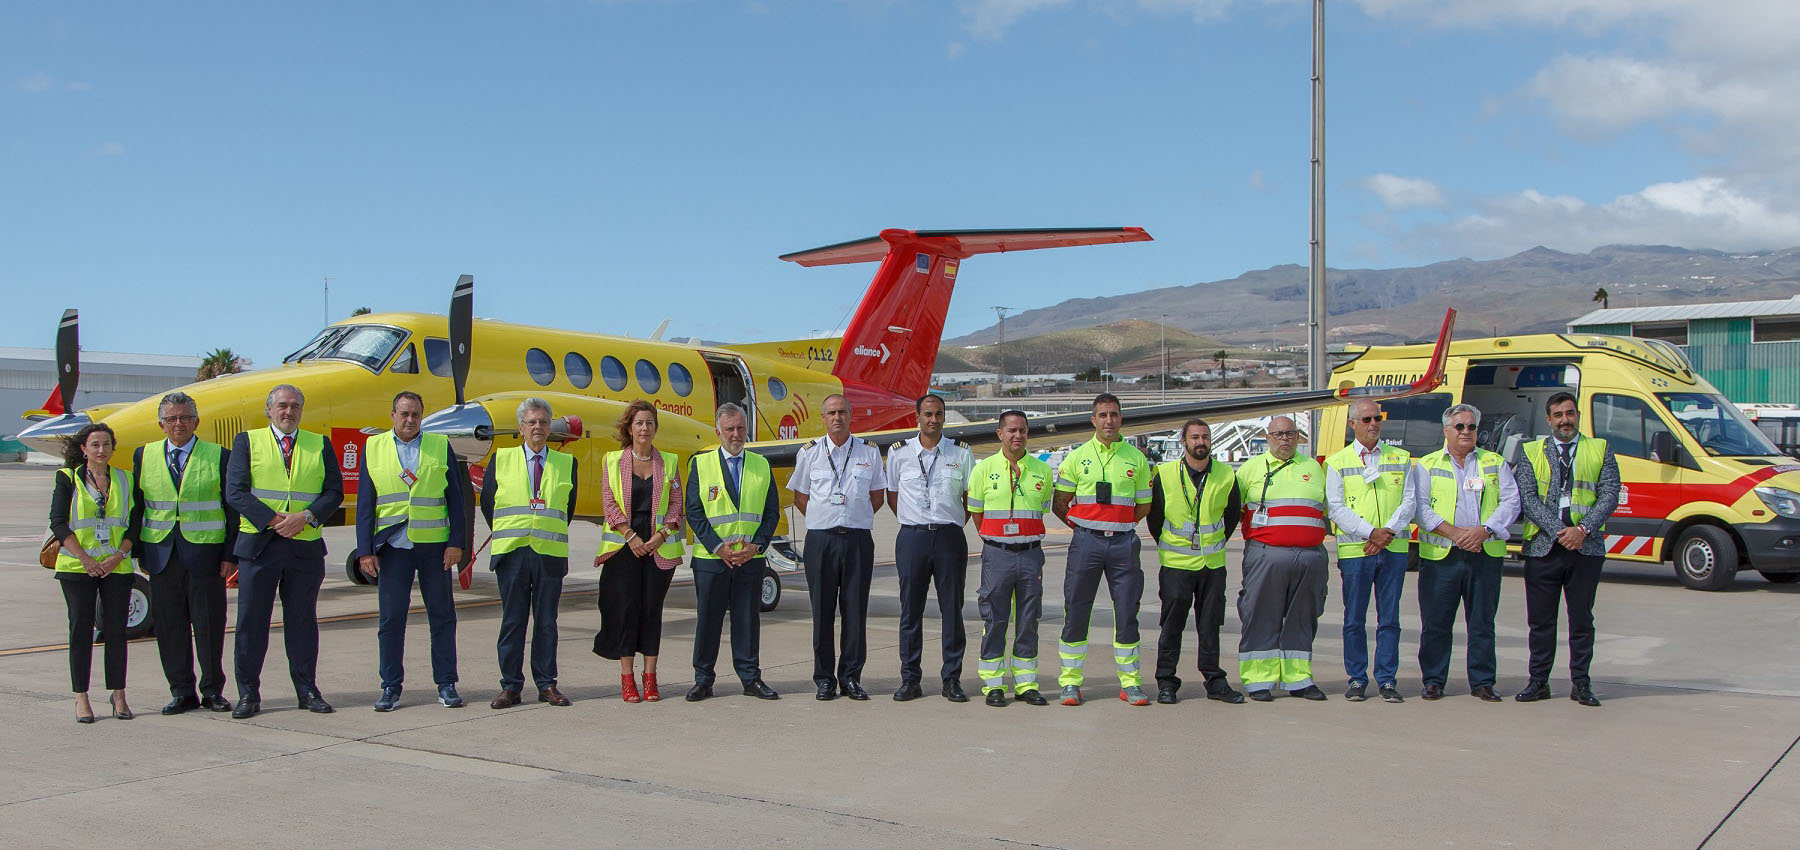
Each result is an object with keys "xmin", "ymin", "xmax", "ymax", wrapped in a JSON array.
[
  {"xmin": 280, "ymin": 435, "xmax": 295, "ymax": 470},
  {"xmin": 531, "ymin": 453, "xmax": 543, "ymax": 499}
]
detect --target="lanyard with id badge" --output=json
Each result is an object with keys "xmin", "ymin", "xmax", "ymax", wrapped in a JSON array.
[
  {"xmin": 1252, "ymin": 459, "xmax": 1292, "ymax": 528},
  {"xmin": 1182, "ymin": 464, "xmax": 1210, "ymax": 548},
  {"xmin": 1002, "ymin": 461, "xmax": 1027, "ymax": 536},
  {"xmin": 82, "ymin": 469, "xmax": 116, "ymax": 555},
  {"xmin": 825, "ymin": 442, "xmax": 849, "ymax": 506}
]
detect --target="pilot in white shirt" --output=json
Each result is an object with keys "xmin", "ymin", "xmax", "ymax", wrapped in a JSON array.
[{"xmin": 883, "ymin": 395, "xmax": 975, "ymax": 702}]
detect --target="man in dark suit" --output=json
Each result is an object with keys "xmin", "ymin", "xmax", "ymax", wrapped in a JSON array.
[
  {"xmin": 224, "ymin": 383, "xmax": 343, "ymax": 718},
  {"xmin": 684, "ymin": 403, "xmax": 781, "ymax": 702},
  {"xmin": 356, "ymin": 391, "xmax": 468, "ymax": 711},
  {"xmin": 1514, "ymin": 391, "xmax": 1621, "ymax": 707},
  {"xmin": 132, "ymin": 391, "xmax": 238, "ymax": 714}
]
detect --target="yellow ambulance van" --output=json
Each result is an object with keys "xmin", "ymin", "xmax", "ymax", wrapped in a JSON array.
[{"xmin": 1319, "ymin": 333, "xmax": 1800, "ymax": 590}]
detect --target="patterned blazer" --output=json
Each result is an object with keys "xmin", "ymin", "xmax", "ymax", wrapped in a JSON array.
[
  {"xmin": 1514, "ymin": 436, "xmax": 1621, "ymax": 558},
  {"xmin": 599, "ymin": 450, "xmax": 685, "ymax": 569}
]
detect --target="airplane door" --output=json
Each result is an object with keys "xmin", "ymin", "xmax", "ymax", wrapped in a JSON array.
[{"xmin": 703, "ymin": 353, "xmax": 756, "ymax": 441}]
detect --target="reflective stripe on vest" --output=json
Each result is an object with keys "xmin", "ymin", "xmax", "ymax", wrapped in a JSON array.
[
  {"xmin": 1416, "ymin": 449, "xmax": 1507, "ymax": 560},
  {"xmin": 1521, "ymin": 437, "xmax": 1609, "ymax": 542},
  {"xmin": 595, "ymin": 450, "xmax": 686, "ymax": 561},
  {"xmin": 138, "ymin": 439, "xmax": 227, "ymax": 545},
  {"xmin": 489, "ymin": 447, "xmax": 574, "ymax": 558},
  {"xmin": 1235, "ymin": 452, "xmax": 1328, "ymax": 547},
  {"xmin": 365, "ymin": 431, "xmax": 453, "ymax": 544},
  {"xmin": 55, "ymin": 466, "xmax": 135, "ymax": 574},
  {"xmin": 1056, "ymin": 437, "xmax": 1150, "ymax": 531},
  {"xmin": 968, "ymin": 453, "xmax": 1054, "ymax": 543},
  {"xmin": 240, "ymin": 429, "xmax": 327, "ymax": 542},
  {"xmin": 691, "ymin": 449, "xmax": 772, "ymax": 561},
  {"xmin": 1153, "ymin": 459, "xmax": 1235, "ymax": 570},
  {"xmin": 1323, "ymin": 442, "xmax": 1412, "ymax": 559}
]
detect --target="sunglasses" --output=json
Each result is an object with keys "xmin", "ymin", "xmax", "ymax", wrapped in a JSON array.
[
  {"xmin": 1355, "ymin": 414, "xmax": 1386, "ymax": 423},
  {"xmin": 1448, "ymin": 422, "xmax": 1478, "ymax": 432}
]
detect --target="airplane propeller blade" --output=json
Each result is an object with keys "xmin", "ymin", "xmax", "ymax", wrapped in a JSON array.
[
  {"xmin": 55, "ymin": 309, "xmax": 79, "ymax": 414},
  {"xmin": 450, "ymin": 275, "xmax": 473, "ymax": 406}
]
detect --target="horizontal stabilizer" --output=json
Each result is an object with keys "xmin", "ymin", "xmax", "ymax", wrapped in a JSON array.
[{"xmin": 779, "ymin": 227, "xmax": 1152, "ymax": 267}]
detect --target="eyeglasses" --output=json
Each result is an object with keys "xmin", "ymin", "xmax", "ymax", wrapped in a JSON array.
[
  {"xmin": 1267, "ymin": 430, "xmax": 1299, "ymax": 438},
  {"xmin": 1449, "ymin": 423, "xmax": 1478, "ymax": 432},
  {"xmin": 1355, "ymin": 415, "xmax": 1386, "ymax": 423},
  {"xmin": 159, "ymin": 415, "xmax": 198, "ymax": 425}
]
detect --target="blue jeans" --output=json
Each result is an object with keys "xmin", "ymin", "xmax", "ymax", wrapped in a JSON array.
[{"xmin": 1339, "ymin": 549, "xmax": 1408, "ymax": 687}]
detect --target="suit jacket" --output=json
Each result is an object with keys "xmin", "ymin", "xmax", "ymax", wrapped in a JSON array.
[
  {"xmin": 685, "ymin": 448, "xmax": 780, "ymax": 575},
  {"xmin": 354, "ymin": 434, "xmax": 469, "ymax": 559},
  {"xmin": 1515, "ymin": 436, "xmax": 1621, "ymax": 558},
  {"xmin": 130, "ymin": 443, "xmax": 240, "ymax": 575},
  {"xmin": 479, "ymin": 451, "xmax": 578, "ymax": 575},
  {"xmin": 225, "ymin": 429, "xmax": 345, "ymax": 562}
]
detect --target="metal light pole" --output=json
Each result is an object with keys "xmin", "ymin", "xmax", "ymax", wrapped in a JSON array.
[
  {"xmin": 1160, "ymin": 313, "xmax": 1168, "ymax": 403},
  {"xmin": 1307, "ymin": 0, "xmax": 1328, "ymax": 453},
  {"xmin": 992, "ymin": 306, "xmax": 1011, "ymax": 397}
]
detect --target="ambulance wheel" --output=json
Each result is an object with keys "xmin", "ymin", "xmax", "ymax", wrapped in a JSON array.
[
  {"xmin": 1674, "ymin": 525, "xmax": 1737, "ymax": 591},
  {"xmin": 760, "ymin": 565, "xmax": 782, "ymax": 612},
  {"xmin": 346, "ymin": 553, "xmax": 373, "ymax": 586},
  {"xmin": 1759, "ymin": 571, "xmax": 1800, "ymax": 584},
  {"xmin": 97, "ymin": 574, "xmax": 154, "ymax": 642}
]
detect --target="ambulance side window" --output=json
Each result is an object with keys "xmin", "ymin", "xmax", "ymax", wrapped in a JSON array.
[{"xmin": 1591, "ymin": 394, "xmax": 1674, "ymax": 460}]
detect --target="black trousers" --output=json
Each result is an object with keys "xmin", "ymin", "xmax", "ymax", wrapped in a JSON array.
[
  {"xmin": 494, "ymin": 552, "xmax": 565, "ymax": 691},
  {"xmin": 234, "ymin": 549, "xmax": 325, "ymax": 699},
  {"xmin": 1155, "ymin": 566, "xmax": 1228, "ymax": 691},
  {"xmin": 1524, "ymin": 546, "xmax": 1605, "ymax": 685},
  {"xmin": 804, "ymin": 527, "xmax": 874, "ymax": 688},
  {"xmin": 593, "ymin": 550, "xmax": 674, "ymax": 660},
  {"xmin": 691, "ymin": 558, "xmax": 763, "ymax": 686},
  {"xmin": 59, "ymin": 572, "xmax": 133, "ymax": 693},
  {"xmin": 894, "ymin": 525, "xmax": 968, "ymax": 683},
  {"xmin": 148, "ymin": 543, "xmax": 228, "ymax": 699}
]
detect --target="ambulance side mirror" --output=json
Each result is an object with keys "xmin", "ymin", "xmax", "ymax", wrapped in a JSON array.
[{"xmin": 1649, "ymin": 431, "xmax": 1680, "ymax": 466}]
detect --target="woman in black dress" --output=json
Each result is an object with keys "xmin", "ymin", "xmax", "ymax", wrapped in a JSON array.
[
  {"xmin": 48, "ymin": 423, "xmax": 140, "ymax": 723},
  {"xmin": 592, "ymin": 401, "xmax": 684, "ymax": 702}
]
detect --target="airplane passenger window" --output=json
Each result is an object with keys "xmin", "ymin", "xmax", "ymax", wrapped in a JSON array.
[
  {"xmin": 636, "ymin": 359, "xmax": 662, "ymax": 394},
  {"xmin": 390, "ymin": 344, "xmax": 418, "ymax": 374},
  {"xmin": 423, "ymin": 338, "xmax": 452, "ymax": 378},
  {"xmin": 767, "ymin": 376, "xmax": 788, "ymax": 400},
  {"xmin": 565, "ymin": 353, "xmax": 593, "ymax": 389},
  {"xmin": 668, "ymin": 362, "xmax": 693, "ymax": 397},
  {"xmin": 526, "ymin": 348, "xmax": 556, "ymax": 386},
  {"xmin": 600, "ymin": 356, "xmax": 627, "ymax": 391}
]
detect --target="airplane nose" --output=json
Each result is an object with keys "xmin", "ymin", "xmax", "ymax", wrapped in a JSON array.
[
  {"xmin": 11, "ymin": 412, "xmax": 94, "ymax": 456},
  {"xmin": 420, "ymin": 403, "xmax": 493, "ymax": 464}
]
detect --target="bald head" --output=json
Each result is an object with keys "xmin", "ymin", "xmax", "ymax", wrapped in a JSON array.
[
  {"xmin": 1349, "ymin": 399, "xmax": 1384, "ymax": 449},
  {"xmin": 1267, "ymin": 415, "xmax": 1300, "ymax": 460}
]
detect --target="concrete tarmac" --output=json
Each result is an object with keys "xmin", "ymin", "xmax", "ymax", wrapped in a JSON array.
[{"xmin": 1, "ymin": 464, "xmax": 1796, "ymax": 849}]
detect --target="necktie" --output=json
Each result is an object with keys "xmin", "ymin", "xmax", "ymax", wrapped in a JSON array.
[
  {"xmin": 279, "ymin": 435, "xmax": 294, "ymax": 470},
  {"xmin": 1558, "ymin": 442, "xmax": 1576, "ymax": 527},
  {"xmin": 728, "ymin": 455, "xmax": 742, "ymax": 498},
  {"xmin": 531, "ymin": 453, "xmax": 543, "ymax": 499},
  {"xmin": 169, "ymin": 447, "xmax": 186, "ymax": 484}
]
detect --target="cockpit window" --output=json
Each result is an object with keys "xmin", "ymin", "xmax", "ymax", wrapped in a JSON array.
[{"xmin": 282, "ymin": 324, "xmax": 408, "ymax": 372}]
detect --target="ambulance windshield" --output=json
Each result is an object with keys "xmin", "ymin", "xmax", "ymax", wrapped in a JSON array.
[{"xmin": 1658, "ymin": 392, "xmax": 1783, "ymax": 457}]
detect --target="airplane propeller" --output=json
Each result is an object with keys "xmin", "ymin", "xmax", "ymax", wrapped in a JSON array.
[
  {"xmin": 450, "ymin": 274, "xmax": 473, "ymax": 406},
  {"xmin": 56, "ymin": 309, "xmax": 80, "ymax": 414}
]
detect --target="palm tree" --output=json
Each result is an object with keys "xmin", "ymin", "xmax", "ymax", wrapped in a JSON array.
[
  {"xmin": 197, "ymin": 348, "xmax": 248, "ymax": 381},
  {"xmin": 1213, "ymin": 350, "xmax": 1227, "ymax": 385},
  {"xmin": 1592, "ymin": 287, "xmax": 1609, "ymax": 309}
]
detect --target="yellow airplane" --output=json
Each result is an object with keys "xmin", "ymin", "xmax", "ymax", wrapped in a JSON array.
[{"xmin": 16, "ymin": 226, "xmax": 1454, "ymax": 603}]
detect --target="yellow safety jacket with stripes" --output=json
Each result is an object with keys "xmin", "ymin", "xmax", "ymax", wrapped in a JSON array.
[
  {"xmin": 364, "ymin": 431, "xmax": 452, "ymax": 545},
  {"xmin": 489, "ymin": 447, "xmax": 574, "ymax": 558},
  {"xmin": 689, "ymin": 449, "xmax": 772, "ymax": 561},
  {"xmin": 594, "ymin": 450, "xmax": 686, "ymax": 561},
  {"xmin": 55, "ymin": 466, "xmax": 135, "ymax": 574},
  {"xmin": 241, "ymin": 429, "xmax": 326, "ymax": 542},
  {"xmin": 1323, "ymin": 441, "xmax": 1412, "ymax": 559},
  {"xmin": 1153, "ymin": 459, "xmax": 1235, "ymax": 570},
  {"xmin": 138, "ymin": 439, "xmax": 228, "ymax": 545},
  {"xmin": 1054, "ymin": 437, "xmax": 1151, "ymax": 532},
  {"xmin": 1235, "ymin": 452, "xmax": 1328, "ymax": 547},
  {"xmin": 1521, "ymin": 437, "xmax": 1609, "ymax": 542},
  {"xmin": 967, "ymin": 453, "xmax": 1054, "ymax": 544},
  {"xmin": 1416, "ymin": 448, "xmax": 1507, "ymax": 560}
]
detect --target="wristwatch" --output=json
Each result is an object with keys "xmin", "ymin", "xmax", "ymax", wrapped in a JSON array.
[{"xmin": 303, "ymin": 510, "xmax": 319, "ymax": 528}]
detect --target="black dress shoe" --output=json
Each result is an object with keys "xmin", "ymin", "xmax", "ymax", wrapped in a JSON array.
[
  {"xmin": 942, "ymin": 679, "xmax": 969, "ymax": 703},
  {"xmin": 686, "ymin": 682, "xmax": 713, "ymax": 702},
  {"xmin": 298, "ymin": 690, "xmax": 335, "ymax": 714},
  {"xmin": 1292, "ymin": 685, "xmax": 1328, "ymax": 701},
  {"xmin": 201, "ymin": 694, "xmax": 233, "ymax": 712},
  {"xmin": 1018, "ymin": 688, "xmax": 1048, "ymax": 706},
  {"xmin": 1471, "ymin": 685, "xmax": 1502, "ymax": 702},
  {"xmin": 1156, "ymin": 686, "xmax": 1179, "ymax": 704},
  {"xmin": 893, "ymin": 681, "xmax": 923, "ymax": 702},
  {"xmin": 1570, "ymin": 683, "xmax": 1601, "ymax": 707},
  {"xmin": 231, "ymin": 696, "xmax": 261, "ymax": 719},
  {"xmin": 841, "ymin": 681, "xmax": 870, "ymax": 701},
  {"xmin": 1207, "ymin": 685, "xmax": 1247, "ymax": 704},
  {"xmin": 815, "ymin": 683, "xmax": 837, "ymax": 701},
  {"xmin": 161, "ymin": 695, "xmax": 201, "ymax": 716},
  {"xmin": 985, "ymin": 689, "xmax": 1008, "ymax": 707},
  {"xmin": 742, "ymin": 679, "xmax": 779, "ymax": 700},
  {"xmin": 1515, "ymin": 679, "xmax": 1551, "ymax": 702},
  {"xmin": 1248, "ymin": 689, "xmax": 1275, "ymax": 702},
  {"xmin": 1422, "ymin": 683, "xmax": 1445, "ymax": 700}
]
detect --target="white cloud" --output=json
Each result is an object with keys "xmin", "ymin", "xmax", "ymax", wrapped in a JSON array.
[
  {"xmin": 15, "ymin": 71, "xmax": 53, "ymax": 93},
  {"xmin": 96, "ymin": 142, "xmax": 125, "ymax": 156},
  {"xmin": 961, "ymin": 0, "xmax": 1072, "ymax": 39},
  {"xmin": 1362, "ymin": 173, "xmax": 1444, "ymax": 210},
  {"xmin": 1248, "ymin": 169, "xmax": 1266, "ymax": 192},
  {"xmin": 1424, "ymin": 177, "xmax": 1800, "ymax": 256},
  {"xmin": 946, "ymin": 41, "xmax": 966, "ymax": 60}
]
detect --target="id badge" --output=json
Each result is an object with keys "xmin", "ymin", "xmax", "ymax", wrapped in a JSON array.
[
  {"xmin": 1002, "ymin": 522, "xmax": 1021, "ymax": 536},
  {"xmin": 829, "ymin": 493, "xmax": 847, "ymax": 506},
  {"xmin": 1251, "ymin": 510, "xmax": 1269, "ymax": 528},
  {"xmin": 529, "ymin": 498, "xmax": 546, "ymax": 511},
  {"xmin": 1558, "ymin": 495, "xmax": 1572, "ymax": 509},
  {"xmin": 1463, "ymin": 476, "xmax": 1484, "ymax": 492},
  {"xmin": 400, "ymin": 469, "xmax": 418, "ymax": 488},
  {"xmin": 1361, "ymin": 466, "xmax": 1380, "ymax": 484}
]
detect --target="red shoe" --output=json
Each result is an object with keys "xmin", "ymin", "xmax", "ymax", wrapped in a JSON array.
[
  {"xmin": 621, "ymin": 674, "xmax": 642, "ymax": 703},
  {"xmin": 642, "ymin": 672, "xmax": 661, "ymax": 702}
]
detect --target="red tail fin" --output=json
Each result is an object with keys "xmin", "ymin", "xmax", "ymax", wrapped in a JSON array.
[
  {"xmin": 40, "ymin": 385, "xmax": 66, "ymax": 416},
  {"xmin": 780, "ymin": 227, "xmax": 1151, "ymax": 429}
]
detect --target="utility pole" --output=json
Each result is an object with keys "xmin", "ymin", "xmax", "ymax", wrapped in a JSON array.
[
  {"xmin": 323, "ymin": 275, "xmax": 332, "ymax": 326},
  {"xmin": 1307, "ymin": 0, "xmax": 1328, "ymax": 455},
  {"xmin": 1160, "ymin": 313, "xmax": 1168, "ymax": 403},
  {"xmin": 992, "ymin": 306, "xmax": 1011, "ymax": 397}
]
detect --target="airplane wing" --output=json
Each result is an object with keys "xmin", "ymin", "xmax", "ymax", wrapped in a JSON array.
[{"xmin": 743, "ymin": 308, "xmax": 1457, "ymax": 465}]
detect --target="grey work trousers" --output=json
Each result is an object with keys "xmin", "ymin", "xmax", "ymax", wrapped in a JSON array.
[{"xmin": 1236, "ymin": 540, "xmax": 1328, "ymax": 693}]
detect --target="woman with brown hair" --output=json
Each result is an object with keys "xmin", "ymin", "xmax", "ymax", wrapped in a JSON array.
[
  {"xmin": 47, "ymin": 423, "xmax": 140, "ymax": 723},
  {"xmin": 592, "ymin": 400, "xmax": 685, "ymax": 702}
]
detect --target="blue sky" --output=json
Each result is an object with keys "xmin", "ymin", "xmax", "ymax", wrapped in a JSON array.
[{"xmin": 6, "ymin": 0, "xmax": 1794, "ymax": 367}]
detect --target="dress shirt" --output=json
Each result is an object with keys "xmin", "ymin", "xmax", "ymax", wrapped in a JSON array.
[
  {"xmin": 1324, "ymin": 440, "xmax": 1417, "ymax": 541},
  {"xmin": 166, "ymin": 434, "xmax": 198, "ymax": 479},
  {"xmin": 387, "ymin": 433, "xmax": 423, "ymax": 550},
  {"xmin": 886, "ymin": 436, "xmax": 973, "ymax": 526},
  {"xmin": 1550, "ymin": 435, "xmax": 1580, "ymax": 510},
  {"xmin": 789, "ymin": 434, "xmax": 885, "ymax": 530},
  {"xmin": 1414, "ymin": 450, "xmax": 1521, "ymax": 541}
]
